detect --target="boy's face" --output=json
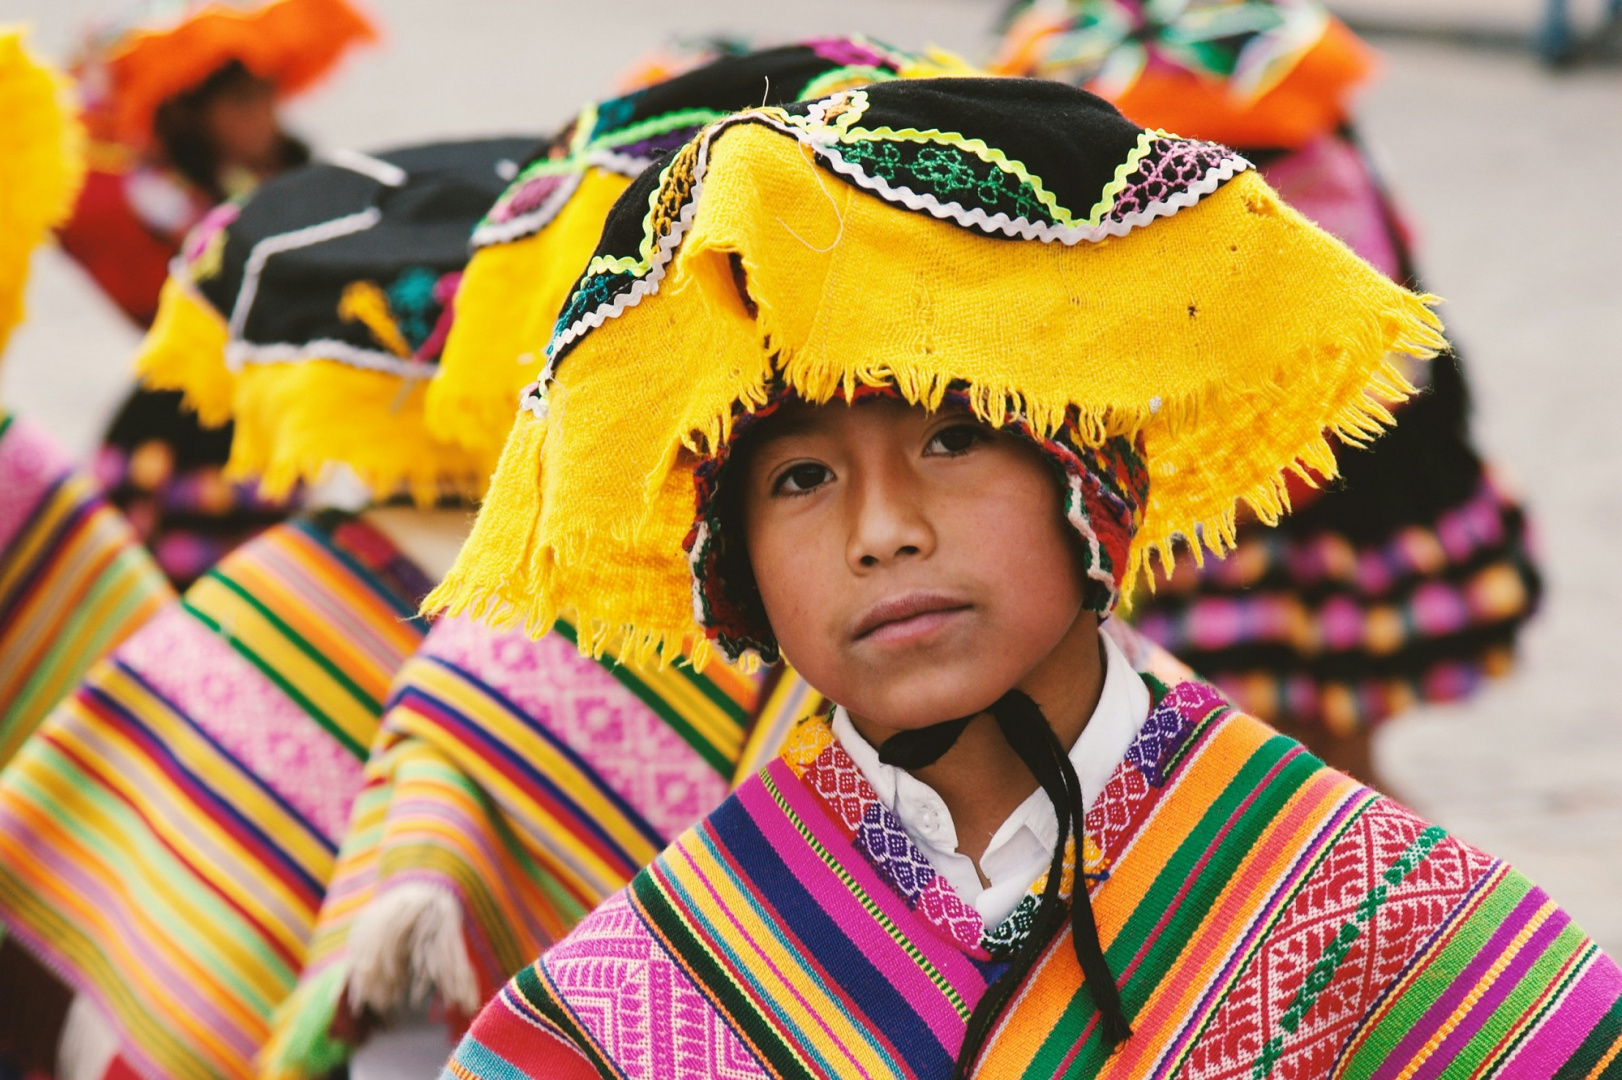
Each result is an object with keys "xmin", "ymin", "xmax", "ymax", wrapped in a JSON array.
[{"xmin": 739, "ymin": 397, "xmax": 1091, "ymax": 732}]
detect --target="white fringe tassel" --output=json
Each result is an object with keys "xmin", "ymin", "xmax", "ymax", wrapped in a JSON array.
[
  {"xmin": 345, "ymin": 882, "xmax": 481, "ymax": 1019},
  {"xmin": 57, "ymin": 995, "xmax": 122, "ymax": 1080}
]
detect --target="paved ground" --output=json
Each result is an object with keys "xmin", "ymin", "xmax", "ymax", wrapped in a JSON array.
[{"xmin": 4, "ymin": 1, "xmax": 1619, "ymax": 951}]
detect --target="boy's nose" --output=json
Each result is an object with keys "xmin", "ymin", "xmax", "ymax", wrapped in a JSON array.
[{"xmin": 846, "ymin": 468, "xmax": 935, "ymax": 570}]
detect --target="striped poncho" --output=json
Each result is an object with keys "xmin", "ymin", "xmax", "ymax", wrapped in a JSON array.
[
  {"xmin": 0, "ymin": 412, "xmax": 172, "ymax": 762},
  {"xmin": 264, "ymin": 614, "xmax": 794, "ymax": 1079},
  {"xmin": 0, "ymin": 511, "xmax": 431, "ymax": 1080},
  {"xmin": 446, "ymin": 676, "xmax": 1622, "ymax": 1079}
]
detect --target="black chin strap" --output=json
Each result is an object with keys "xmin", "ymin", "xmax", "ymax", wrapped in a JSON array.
[{"xmin": 878, "ymin": 690, "xmax": 1133, "ymax": 1072}]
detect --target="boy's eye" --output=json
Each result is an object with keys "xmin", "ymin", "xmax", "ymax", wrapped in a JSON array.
[
  {"xmin": 926, "ymin": 423, "xmax": 987, "ymax": 457},
  {"xmin": 774, "ymin": 462, "xmax": 833, "ymax": 495}
]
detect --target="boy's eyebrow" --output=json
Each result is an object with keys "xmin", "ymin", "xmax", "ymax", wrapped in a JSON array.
[{"xmin": 745, "ymin": 408, "xmax": 826, "ymax": 448}]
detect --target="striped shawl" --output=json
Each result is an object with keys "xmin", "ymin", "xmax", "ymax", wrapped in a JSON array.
[
  {"xmin": 0, "ymin": 412, "xmax": 172, "ymax": 762},
  {"xmin": 0, "ymin": 512, "xmax": 431, "ymax": 1080},
  {"xmin": 264, "ymin": 614, "xmax": 793, "ymax": 1079},
  {"xmin": 446, "ymin": 677, "xmax": 1622, "ymax": 1079}
]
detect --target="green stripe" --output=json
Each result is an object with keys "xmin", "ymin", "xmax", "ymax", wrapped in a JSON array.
[
  {"xmin": 2, "ymin": 549, "xmax": 167, "ymax": 760},
  {"xmin": 1445, "ymin": 924, "xmax": 1602, "ymax": 1080},
  {"xmin": 1477, "ymin": 940, "xmax": 1603, "ymax": 1079},
  {"xmin": 0, "ymin": 738, "xmax": 299, "ymax": 1009},
  {"xmin": 512, "ymin": 962, "xmax": 627, "ymax": 1078},
  {"xmin": 1553, "ymin": 990, "xmax": 1622, "ymax": 1080},
  {"xmin": 1020, "ymin": 727, "xmax": 1317, "ymax": 1077},
  {"xmin": 551, "ymin": 620, "xmax": 735, "ymax": 776},
  {"xmin": 1340, "ymin": 868, "xmax": 1536, "ymax": 1080},
  {"xmin": 190, "ymin": 570, "xmax": 376, "ymax": 756},
  {"xmin": 594, "ymin": 108, "xmax": 727, "ymax": 151},
  {"xmin": 674, "ymin": 658, "xmax": 752, "ymax": 724}
]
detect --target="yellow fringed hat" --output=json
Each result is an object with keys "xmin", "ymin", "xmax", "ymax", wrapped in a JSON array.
[
  {"xmin": 0, "ymin": 27, "xmax": 85, "ymax": 357},
  {"xmin": 428, "ymin": 36, "xmax": 959, "ymax": 466},
  {"xmin": 427, "ymin": 76, "xmax": 1443, "ymax": 668},
  {"xmin": 135, "ymin": 136, "xmax": 543, "ymax": 503}
]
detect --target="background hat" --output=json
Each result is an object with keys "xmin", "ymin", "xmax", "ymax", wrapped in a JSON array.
[
  {"xmin": 136, "ymin": 136, "xmax": 543, "ymax": 503},
  {"xmin": 429, "ymin": 77, "xmax": 1442, "ymax": 666},
  {"xmin": 428, "ymin": 36, "xmax": 958, "ymax": 465},
  {"xmin": 991, "ymin": 0, "xmax": 1374, "ymax": 148},
  {"xmin": 78, "ymin": 0, "xmax": 377, "ymax": 146},
  {"xmin": 0, "ymin": 27, "xmax": 85, "ymax": 357}
]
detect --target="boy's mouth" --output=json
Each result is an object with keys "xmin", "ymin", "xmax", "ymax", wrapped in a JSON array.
[{"xmin": 851, "ymin": 591, "xmax": 973, "ymax": 645}]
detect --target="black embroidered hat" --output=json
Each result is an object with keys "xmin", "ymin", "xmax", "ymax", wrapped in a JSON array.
[{"xmin": 135, "ymin": 136, "xmax": 545, "ymax": 502}]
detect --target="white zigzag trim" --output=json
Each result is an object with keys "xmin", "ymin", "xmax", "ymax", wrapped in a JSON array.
[
  {"xmin": 1067, "ymin": 470, "xmax": 1119, "ymax": 597},
  {"xmin": 470, "ymin": 169, "xmax": 586, "ymax": 250},
  {"xmin": 806, "ymin": 137, "xmax": 1251, "ymax": 245},
  {"xmin": 541, "ymin": 111, "xmax": 1250, "ymax": 365},
  {"xmin": 543, "ymin": 128, "xmax": 718, "ymax": 366},
  {"xmin": 467, "ymin": 144, "xmax": 678, "ymax": 251},
  {"xmin": 688, "ymin": 519, "xmax": 712, "ymax": 628},
  {"xmin": 226, "ymin": 338, "xmax": 438, "ymax": 379},
  {"xmin": 586, "ymin": 147, "xmax": 660, "ymax": 177},
  {"xmin": 518, "ymin": 379, "xmax": 548, "ymax": 420}
]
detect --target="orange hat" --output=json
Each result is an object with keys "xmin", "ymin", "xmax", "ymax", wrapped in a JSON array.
[
  {"xmin": 78, "ymin": 0, "xmax": 377, "ymax": 146},
  {"xmin": 992, "ymin": 0, "xmax": 1374, "ymax": 148}
]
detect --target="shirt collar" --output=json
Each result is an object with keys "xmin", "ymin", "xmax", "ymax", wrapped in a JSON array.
[{"xmin": 831, "ymin": 627, "xmax": 1151, "ymax": 925}]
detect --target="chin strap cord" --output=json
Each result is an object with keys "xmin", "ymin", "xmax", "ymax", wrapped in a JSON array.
[{"xmin": 878, "ymin": 690, "xmax": 1132, "ymax": 1075}]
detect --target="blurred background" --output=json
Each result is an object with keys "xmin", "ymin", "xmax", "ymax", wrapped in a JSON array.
[{"xmin": 3, "ymin": 0, "xmax": 1619, "ymax": 951}]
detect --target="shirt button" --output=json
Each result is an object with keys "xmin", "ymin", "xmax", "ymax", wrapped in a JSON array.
[{"xmin": 919, "ymin": 809, "xmax": 939, "ymax": 835}]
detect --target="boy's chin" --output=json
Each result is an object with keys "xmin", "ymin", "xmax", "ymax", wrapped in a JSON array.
[{"xmin": 840, "ymin": 669, "xmax": 1013, "ymax": 735}]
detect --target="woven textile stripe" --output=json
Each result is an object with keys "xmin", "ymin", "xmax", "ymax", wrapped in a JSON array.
[
  {"xmin": 0, "ymin": 413, "xmax": 172, "ymax": 762},
  {"xmin": 0, "ymin": 513, "xmax": 429, "ymax": 1080},
  {"xmin": 548, "ymin": 618, "xmax": 757, "ymax": 776},
  {"xmin": 267, "ymin": 615, "xmax": 766, "ymax": 1080},
  {"xmin": 444, "ymin": 679, "xmax": 1622, "ymax": 1079}
]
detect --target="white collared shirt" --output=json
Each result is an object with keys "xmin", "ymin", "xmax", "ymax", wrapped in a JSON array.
[{"xmin": 832, "ymin": 630, "xmax": 1151, "ymax": 929}]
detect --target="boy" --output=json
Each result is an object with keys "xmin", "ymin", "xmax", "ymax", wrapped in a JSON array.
[{"xmin": 431, "ymin": 78, "xmax": 1622, "ymax": 1077}]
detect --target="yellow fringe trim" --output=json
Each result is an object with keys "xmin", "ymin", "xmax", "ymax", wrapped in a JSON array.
[
  {"xmin": 0, "ymin": 28, "xmax": 84, "ymax": 356},
  {"xmin": 228, "ymin": 361, "xmax": 494, "ymax": 505},
  {"xmin": 132, "ymin": 277, "xmax": 236, "ymax": 426},
  {"xmin": 427, "ymin": 168, "xmax": 632, "ymax": 463},
  {"xmin": 135, "ymin": 268, "xmax": 498, "ymax": 500},
  {"xmin": 429, "ymin": 119, "xmax": 1445, "ymax": 667}
]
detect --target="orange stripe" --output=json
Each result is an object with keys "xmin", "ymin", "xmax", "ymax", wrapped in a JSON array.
[
  {"xmin": 977, "ymin": 713, "xmax": 1276, "ymax": 1072},
  {"xmin": 1112, "ymin": 767, "xmax": 1363, "ymax": 1077}
]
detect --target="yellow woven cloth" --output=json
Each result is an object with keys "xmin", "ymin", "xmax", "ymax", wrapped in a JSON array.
[
  {"xmin": 426, "ymin": 40, "xmax": 970, "ymax": 470},
  {"xmin": 428, "ymin": 80, "xmax": 1443, "ymax": 668},
  {"xmin": 426, "ymin": 168, "xmax": 630, "ymax": 467},
  {"xmin": 0, "ymin": 27, "xmax": 83, "ymax": 356},
  {"xmin": 135, "ymin": 281, "xmax": 490, "ymax": 503}
]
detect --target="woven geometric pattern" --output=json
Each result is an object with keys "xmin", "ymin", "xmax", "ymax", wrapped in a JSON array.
[
  {"xmin": 0, "ymin": 514, "xmax": 429, "ymax": 1080},
  {"xmin": 537, "ymin": 893, "xmax": 767, "ymax": 1079}
]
